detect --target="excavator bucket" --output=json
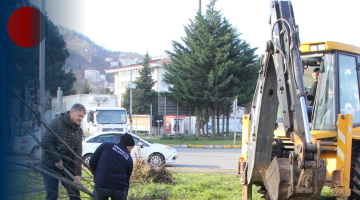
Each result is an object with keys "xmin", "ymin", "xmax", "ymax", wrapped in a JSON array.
[{"xmin": 260, "ymin": 157, "xmax": 326, "ymax": 200}]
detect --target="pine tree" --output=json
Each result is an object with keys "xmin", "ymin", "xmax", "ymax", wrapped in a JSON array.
[
  {"xmin": 135, "ymin": 53, "xmax": 156, "ymax": 93},
  {"xmin": 164, "ymin": 0, "xmax": 259, "ymax": 136},
  {"xmin": 82, "ymin": 79, "xmax": 92, "ymax": 94},
  {"xmin": 122, "ymin": 53, "xmax": 158, "ymax": 114}
]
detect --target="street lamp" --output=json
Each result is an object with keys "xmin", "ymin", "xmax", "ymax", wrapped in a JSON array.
[{"xmin": 129, "ymin": 70, "xmax": 137, "ymax": 134}]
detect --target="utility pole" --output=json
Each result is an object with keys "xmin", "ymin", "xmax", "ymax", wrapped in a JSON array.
[
  {"xmin": 164, "ymin": 96, "xmax": 166, "ymax": 134},
  {"xmin": 233, "ymin": 98, "xmax": 238, "ymax": 145},
  {"xmin": 39, "ymin": 0, "xmax": 46, "ymax": 159},
  {"xmin": 176, "ymin": 101, "xmax": 179, "ymax": 135},
  {"xmin": 150, "ymin": 104, "xmax": 152, "ymax": 138},
  {"xmin": 158, "ymin": 121, "xmax": 160, "ymax": 136},
  {"xmin": 129, "ymin": 69, "xmax": 133, "ymax": 134},
  {"xmin": 57, "ymin": 87, "xmax": 62, "ymax": 114}
]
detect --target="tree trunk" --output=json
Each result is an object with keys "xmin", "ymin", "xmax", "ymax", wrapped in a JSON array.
[
  {"xmin": 200, "ymin": 107, "xmax": 204, "ymax": 136},
  {"xmin": 211, "ymin": 105, "xmax": 215, "ymax": 136},
  {"xmin": 222, "ymin": 108, "xmax": 225, "ymax": 135},
  {"xmin": 216, "ymin": 106, "xmax": 220, "ymax": 136},
  {"xmin": 205, "ymin": 107, "xmax": 209, "ymax": 138},
  {"xmin": 196, "ymin": 106, "xmax": 201, "ymax": 137},
  {"xmin": 226, "ymin": 107, "xmax": 230, "ymax": 135}
]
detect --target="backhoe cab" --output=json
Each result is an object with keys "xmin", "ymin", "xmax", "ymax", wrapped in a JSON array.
[{"xmin": 239, "ymin": 1, "xmax": 360, "ymax": 199}]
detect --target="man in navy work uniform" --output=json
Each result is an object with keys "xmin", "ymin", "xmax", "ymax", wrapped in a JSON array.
[{"xmin": 89, "ymin": 133, "xmax": 135, "ymax": 200}]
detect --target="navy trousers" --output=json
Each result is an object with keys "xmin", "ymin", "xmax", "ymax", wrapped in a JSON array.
[{"xmin": 94, "ymin": 187, "xmax": 127, "ymax": 200}]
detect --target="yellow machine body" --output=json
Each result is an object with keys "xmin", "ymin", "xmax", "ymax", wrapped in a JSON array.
[{"xmin": 240, "ymin": 41, "xmax": 360, "ymax": 199}]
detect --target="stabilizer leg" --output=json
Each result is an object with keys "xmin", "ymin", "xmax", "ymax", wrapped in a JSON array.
[{"xmin": 242, "ymin": 184, "xmax": 252, "ymax": 200}]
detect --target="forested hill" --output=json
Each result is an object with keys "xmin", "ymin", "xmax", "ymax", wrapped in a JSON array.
[
  {"xmin": 57, "ymin": 25, "xmax": 144, "ymax": 92},
  {"xmin": 57, "ymin": 25, "xmax": 144, "ymax": 78}
]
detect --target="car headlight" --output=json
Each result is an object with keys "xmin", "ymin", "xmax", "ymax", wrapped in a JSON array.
[{"xmin": 165, "ymin": 147, "xmax": 175, "ymax": 152}]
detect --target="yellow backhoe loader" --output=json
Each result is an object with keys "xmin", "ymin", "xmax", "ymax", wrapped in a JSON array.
[{"xmin": 239, "ymin": 1, "xmax": 360, "ymax": 199}]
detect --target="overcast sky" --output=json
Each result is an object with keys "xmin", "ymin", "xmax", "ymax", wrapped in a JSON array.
[{"xmin": 29, "ymin": 0, "xmax": 360, "ymax": 56}]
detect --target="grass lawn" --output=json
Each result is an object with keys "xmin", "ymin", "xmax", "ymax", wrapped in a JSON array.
[
  {"xmin": 147, "ymin": 139, "xmax": 242, "ymax": 146},
  {"xmin": 8, "ymin": 167, "xmax": 335, "ymax": 199},
  {"xmin": 7, "ymin": 169, "xmax": 49, "ymax": 200},
  {"xmin": 128, "ymin": 172, "xmax": 336, "ymax": 200},
  {"xmin": 7, "ymin": 168, "xmax": 94, "ymax": 200}
]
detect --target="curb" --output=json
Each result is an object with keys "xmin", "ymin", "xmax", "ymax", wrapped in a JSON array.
[
  {"xmin": 170, "ymin": 144, "xmax": 188, "ymax": 148},
  {"xmin": 166, "ymin": 144, "xmax": 241, "ymax": 149}
]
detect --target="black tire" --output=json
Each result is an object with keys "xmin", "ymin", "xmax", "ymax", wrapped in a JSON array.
[
  {"xmin": 148, "ymin": 153, "xmax": 164, "ymax": 167},
  {"xmin": 257, "ymin": 185, "xmax": 270, "ymax": 200},
  {"xmin": 350, "ymin": 140, "xmax": 360, "ymax": 199},
  {"xmin": 31, "ymin": 146, "xmax": 40, "ymax": 160},
  {"xmin": 83, "ymin": 154, "xmax": 93, "ymax": 166}
]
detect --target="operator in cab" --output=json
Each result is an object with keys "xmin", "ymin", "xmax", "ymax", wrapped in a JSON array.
[{"xmin": 307, "ymin": 67, "xmax": 320, "ymax": 106}]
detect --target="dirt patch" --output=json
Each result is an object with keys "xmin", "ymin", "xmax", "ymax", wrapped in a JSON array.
[{"xmin": 166, "ymin": 167, "xmax": 237, "ymax": 174}]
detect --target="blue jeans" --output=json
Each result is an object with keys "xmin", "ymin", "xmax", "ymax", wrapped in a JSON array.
[
  {"xmin": 94, "ymin": 187, "xmax": 127, "ymax": 200},
  {"xmin": 41, "ymin": 165, "xmax": 81, "ymax": 200}
]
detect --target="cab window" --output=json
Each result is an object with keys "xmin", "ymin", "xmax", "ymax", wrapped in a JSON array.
[
  {"xmin": 339, "ymin": 54, "xmax": 360, "ymax": 126},
  {"xmin": 313, "ymin": 54, "xmax": 336, "ymax": 130}
]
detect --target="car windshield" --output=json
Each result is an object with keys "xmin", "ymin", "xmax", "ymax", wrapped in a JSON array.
[
  {"xmin": 141, "ymin": 138, "xmax": 153, "ymax": 144},
  {"xmin": 96, "ymin": 110, "xmax": 126, "ymax": 124}
]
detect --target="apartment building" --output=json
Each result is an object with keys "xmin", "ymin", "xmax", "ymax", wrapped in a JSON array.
[
  {"xmin": 118, "ymin": 58, "xmax": 142, "ymax": 67},
  {"xmin": 105, "ymin": 58, "xmax": 171, "ymax": 107},
  {"xmin": 84, "ymin": 68, "xmax": 100, "ymax": 83}
]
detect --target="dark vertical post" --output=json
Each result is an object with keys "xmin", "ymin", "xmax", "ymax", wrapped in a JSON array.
[
  {"xmin": 164, "ymin": 96, "xmax": 166, "ymax": 134},
  {"xmin": 176, "ymin": 101, "xmax": 179, "ymax": 135},
  {"xmin": 150, "ymin": 104, "xmax": 152, "ymax": 138},
  {"xmin": 130, "ymin": 70, "xmax": 133, "ymax": 134},
  {"xmin": 39, "ymin": 0, "xmax": 46, "ymax": 160}
]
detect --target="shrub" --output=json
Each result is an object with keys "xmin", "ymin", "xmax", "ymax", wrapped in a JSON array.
[
  {"xmin": 131, "ymin": 148, "xmax": 174, "ymax": 184},
  {"xmin": 174, "ymin": 133, "xmax": 185, "ymax": 141},
  {"xmin": 224, "ymin": 133, "xmax": 241, "ymax": 140},
  {"xmin": 198, "ymin": 133, "xmax": 241, "ymax": 141},
  {"xmin": 160, "ymin": 134, "xmax": 173, "ymax": 140},
  {"xmin": 184, "ymin": 134, "xmax": 199, "ymax": 141}
]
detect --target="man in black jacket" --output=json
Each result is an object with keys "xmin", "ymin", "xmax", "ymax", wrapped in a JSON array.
[
  {"xmin": 40, "ymin": 103, "xmax": 86, "ymax": 200},
  {"xmin": 307, "ymin": 68, "xmax": 320, "ymax": 106},
  {"xmin": 89, "ymin": 133, "xmax": 135, "ymax": 200}
]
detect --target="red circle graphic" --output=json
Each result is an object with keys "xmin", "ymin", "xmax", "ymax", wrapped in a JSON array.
[{"xmin": 7, "ymin": 7, "xmax": 45, "ymax": 48}]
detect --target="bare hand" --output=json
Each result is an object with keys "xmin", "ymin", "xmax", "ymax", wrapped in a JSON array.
[
  {"xmin": 74, "ymin": 176, "xmax": 81, "ymax": 185},
  {"xmin": 55, "ymin": 160, "xmax": 63, "ymax": 170}
]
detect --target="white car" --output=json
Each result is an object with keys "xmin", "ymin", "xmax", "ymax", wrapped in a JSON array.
[
  {"xmin": 13, "ymin": 131, "xmax": 40, "ymax": 159},
  {"xmin": 82, "ymin": 132, "xmax": 178, "ymax": 167}
]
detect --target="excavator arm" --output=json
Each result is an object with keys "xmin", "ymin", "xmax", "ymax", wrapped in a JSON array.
[{"xmin": 241, "ymin": 1, "xmax": 326, "ymax": 199}]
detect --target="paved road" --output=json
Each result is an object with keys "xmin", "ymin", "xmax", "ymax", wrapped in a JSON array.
[
  {"xmin": 166, "ymin": 148, "xmax": 242, "ymax": 170},
  {"xmin": 6, "ymin": 148, "xmax": 243, "ymax": 173}
]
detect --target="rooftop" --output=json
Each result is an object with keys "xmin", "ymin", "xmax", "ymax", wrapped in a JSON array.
[{"xmin": 105, "ymin": 58, "xmax": 171, "ymax": 73}]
